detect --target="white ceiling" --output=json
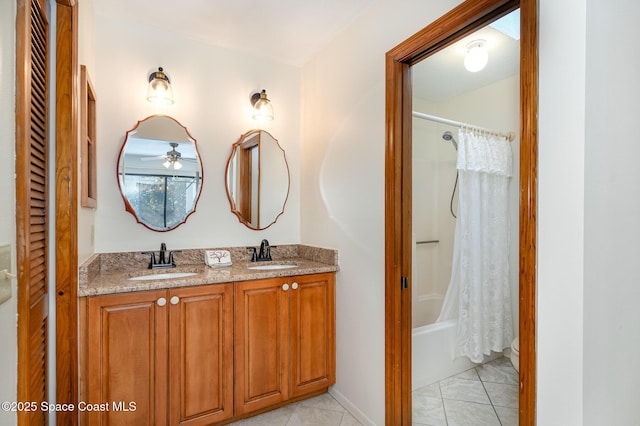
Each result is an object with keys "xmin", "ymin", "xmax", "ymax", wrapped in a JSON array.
[
  {"xmin": 413, "ymin": 24, "xmax": 520, "ymax": 102},
  {"xmin": 93, "ymin": 2, "xmax": 519, "ymax": 100},
  {"xmin": 93, "ymin": 0, "xmax": 373, "ymax": 67}
]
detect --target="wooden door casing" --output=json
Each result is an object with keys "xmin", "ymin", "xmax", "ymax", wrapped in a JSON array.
[{"xmin": 55, "ymin": 1, "xmax": 80, "ymax": 423}]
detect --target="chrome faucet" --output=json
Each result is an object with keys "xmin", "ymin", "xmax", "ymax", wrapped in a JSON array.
[{"xmin": 143, "ymin": 242, "xmax": 180, "ymax": 269}]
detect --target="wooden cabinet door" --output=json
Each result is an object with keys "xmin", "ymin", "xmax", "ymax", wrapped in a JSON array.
[
  {"xmin": 86, "ymin": 290, "xmax": 168, "ymax": 426},
  {"xmin": 234, "ymin": 278, "xmax": 289, "ymax": 415},
  {"xmin": 168, "ymin": 284, "xmax": 234, "ymax": 425},
  {"xmin": 289, "ymin": 273, "xmax": 336, "ymax": 397}
]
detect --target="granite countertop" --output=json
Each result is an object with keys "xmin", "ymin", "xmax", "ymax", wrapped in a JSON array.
[{"xmin": 79, "ymin": 244, "xmax": 339, "ymax": 297}]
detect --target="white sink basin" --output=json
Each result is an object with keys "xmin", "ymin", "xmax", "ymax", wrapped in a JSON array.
[
  {"xmin": 128, "ymin": 272, "xmax": 198, "ymax": 281},
  {"xmin": 247, "ymin": 264, "xmax": 298, "ymax": 270}
]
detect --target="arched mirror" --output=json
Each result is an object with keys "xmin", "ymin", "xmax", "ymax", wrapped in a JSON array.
[
  {"xmin": 225, "ymin": 129, "xmax": 290, "ymax": 230},
  {"xmin": 117, "ymin": 115, "xmax": 203, "ymax": 231}
]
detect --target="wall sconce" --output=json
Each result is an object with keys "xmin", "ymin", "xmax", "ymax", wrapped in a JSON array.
[
  {"xmin": 147, "ymin": 67, "xmax": 174, "ymax": 105},
  {"xmin": 250, "ymin": 89, "xmax": 274, "ymax": 121},
  {"xmin": 464, "ymin": 40, "xmax": 488, "ymax": 73}
]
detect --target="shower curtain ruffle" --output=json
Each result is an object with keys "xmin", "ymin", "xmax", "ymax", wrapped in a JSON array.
[
  {"xmin": 437, "ymin": 128, "xmax": 513, "ymax": 363},
  {"xmin": 456, "ymin": 127, "xmax": 512, "ymax": 178}
]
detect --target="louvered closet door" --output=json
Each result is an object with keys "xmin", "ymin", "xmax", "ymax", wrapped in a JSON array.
[{"xmin": 16, "ymin": 0, "xmax": 49, "ymax": 424}]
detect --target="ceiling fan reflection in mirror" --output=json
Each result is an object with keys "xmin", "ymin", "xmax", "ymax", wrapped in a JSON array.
[{"xmin": 141, "ymin": 142, "xmax": 196, "ymax": 170}]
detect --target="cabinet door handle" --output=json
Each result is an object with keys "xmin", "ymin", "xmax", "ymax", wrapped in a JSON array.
[
  {"xmin": 282, "ymin": 283, "xmax": 289, "ymax": 291},
  {"xmin": 291, "ymin": 282, "xmax": 299, "ymax": 290},
  {"xmin": 157, "ymin": 297, "xmax": 167, "ymax": 307},
  {"xmin": 170, "ymin": 296, "xmax": 180, "ymax": 305}
]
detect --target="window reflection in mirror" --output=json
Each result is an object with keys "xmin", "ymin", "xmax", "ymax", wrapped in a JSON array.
[
  {"xmin": 117, "ymin": 115, "xmax": 203, "ymax": 231},
  {"xmin": 225, "ymin": 129, "xmax": 289, "ymax": 230}
]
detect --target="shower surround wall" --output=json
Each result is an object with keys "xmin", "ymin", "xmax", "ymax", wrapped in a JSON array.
[
  {"xmin": 412, "ymin": 74, "xmax": 520, "ymax": 336},
  {"xmin": 412, "ymin": 105, "xmax": 457, "ymax": 328}
]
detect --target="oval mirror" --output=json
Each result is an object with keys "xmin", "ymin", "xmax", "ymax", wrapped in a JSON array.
[
  {"xmin": 117, "ymin": 115, "xmax": 203, "ymax": 231},
  {"xmin": 225, "ymin": 129, "xmax": 290, "ymax": 230}
]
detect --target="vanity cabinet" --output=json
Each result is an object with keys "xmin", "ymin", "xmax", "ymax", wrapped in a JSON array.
[
  {"xmin": 83, "ymin": 283, "xmax": 234, "ymax": 425},
  {"xmin": 82, "ymin": 272, "xmax": 335, "ymax": 424},
  {"xmin": 234, "ymin": 273, "xmax": 335, "ymax": 416}
]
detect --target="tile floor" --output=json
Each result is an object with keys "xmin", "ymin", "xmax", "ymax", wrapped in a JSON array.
[
  {"xmin": 413, "ymin": 356, "xmax": 519, "ymax": 426},
  {"xmin": 228, "ymin": 392, "xmax": 362, "ymax": 426},
  {"xmin": 229, "ymin": 357, "xmax": 517, "ymax": 426}
]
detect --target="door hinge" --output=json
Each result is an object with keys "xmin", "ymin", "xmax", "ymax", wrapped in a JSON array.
[{"xmin": 401, "ymin": 276, "xmax": 408, "ymax": 290}]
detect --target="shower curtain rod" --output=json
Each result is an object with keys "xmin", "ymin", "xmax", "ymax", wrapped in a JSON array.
[{"xmin": 412, "ymin": 111, "xmax": 516, "ymax": 142}]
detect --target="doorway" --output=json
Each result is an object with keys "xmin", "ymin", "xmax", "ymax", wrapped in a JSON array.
[{"xmin": 384, "ymin": 0, "xmax": 537, "ymax": 424}]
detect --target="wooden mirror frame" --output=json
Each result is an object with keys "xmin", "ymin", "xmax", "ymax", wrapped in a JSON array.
[
  {"xmin": 384, "ymin": 0, "xmax": 537, "ymax": 424},
  {"xmin": 224, "ymin": 129, "xmax": 290, "ymax": 230},
  {"xmin": 116, "ymin": 115, "xmax": 204, "ymax": 232}
]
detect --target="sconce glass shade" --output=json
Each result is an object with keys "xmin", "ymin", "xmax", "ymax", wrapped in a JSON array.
[
  {"xmin": 251, "ymin": 89, "xmax": 274, "ymax": 121},
  {"xmin": 147, "ymin": 67, "xmax": 174, "ymax": 105},
  {"xmin": 464, "ymin": 40, "xmax": 488, "ymax": 72}
]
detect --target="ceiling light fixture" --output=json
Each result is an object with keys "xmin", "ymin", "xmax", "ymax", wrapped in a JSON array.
[
  {"xmin": 250, "ymin": 89, "xmax": 274, "ymax": 121},
  {"xmin": 464, "ymin": 40, "xmax": 488, "ymax": 73},
  {"xmin": 147, "ymin": 67, "xmax": 174, "ymax": 105}
]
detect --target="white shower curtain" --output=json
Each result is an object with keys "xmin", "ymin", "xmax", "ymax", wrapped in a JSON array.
[{"xmin": 437, "ymin": 127, "xmax": 514, "ymax": 363}]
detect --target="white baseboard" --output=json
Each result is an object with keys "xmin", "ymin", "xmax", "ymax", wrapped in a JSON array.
[{"xmin": 329, "ymin": 386, "xmax": 376, "ymax": 426}]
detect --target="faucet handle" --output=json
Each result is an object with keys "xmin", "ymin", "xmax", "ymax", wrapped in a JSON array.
[
  {"xmin": 142, "ymin": 251, "xmax": 157, "ymax": 269},
  {"xmin": 168, "ymin": 250, "xmax": 181, "ymax": 265},
  {"xmin": 246, "ymin": 247, "xmax": 258, "ymax": 262}
]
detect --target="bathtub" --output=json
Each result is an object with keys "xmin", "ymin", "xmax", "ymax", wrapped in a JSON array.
[{"xmin": 412, "ymin": 319, "xmax": 477, "ymax": 390}]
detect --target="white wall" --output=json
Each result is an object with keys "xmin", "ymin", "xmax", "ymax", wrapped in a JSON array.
[
  {"xmin": 300, "ymin": 1, "xmax": 463, "ymax": 423},
  {"xmin": 0, "ymin": 1, "xmax": 17, "ymax": 424},
  {"xmin": 93, "ymin": 15, "xmax": 301, "ymax": 254},
  {"xmin": 583, "ymin": 0, "xmax": 640, "ymax": 424},
  {"xmin": 78, "ymin": 0, "xmax": 96, "ymax": 263},
  {"xmin": 538, "ymin": 1, "xmax": 586, "ymax": 424},
  {"xmin": 534, "ymin": 0, "xmax": 640, "ymax": 424}
]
